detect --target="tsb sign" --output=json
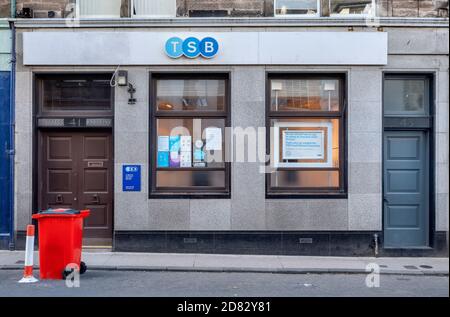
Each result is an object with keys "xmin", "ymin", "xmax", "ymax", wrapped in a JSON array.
[{"xmin": 165, "ymin": 36, "xmax": 219, "ymax": 59}]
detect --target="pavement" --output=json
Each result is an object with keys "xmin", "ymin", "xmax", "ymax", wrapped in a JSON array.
[{"xmin": 0, "ymin": 251, "xmax": 448, "ymax": 275}]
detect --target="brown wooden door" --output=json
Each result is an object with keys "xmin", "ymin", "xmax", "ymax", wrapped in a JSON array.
[{"xmin": 39, "ymin": 130, "xmax": 113, "ymax": 246}]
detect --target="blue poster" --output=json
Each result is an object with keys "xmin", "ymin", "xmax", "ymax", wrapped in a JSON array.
[
  {"xmin": 122, "ymin": 165, "xmax": 141, "ymax": 192},
  {"xmin": 157, "ymin": 151, "xmax": 169, "ymax": 167}
]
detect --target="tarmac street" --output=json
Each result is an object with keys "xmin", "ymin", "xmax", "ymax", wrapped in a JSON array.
[
  {"xmin": 0, "ymin": 251, "xmax": 448, "ymax": 297},
  {"xmin": 0, "ymin": 270, "xmax": 448, "ymax": 297}
]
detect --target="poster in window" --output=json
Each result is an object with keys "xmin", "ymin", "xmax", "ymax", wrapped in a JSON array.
[
  {"xmin": 205, "ymin": 127, "xmax": 222, "ymax": 151},
  {"xmin": 282, "ymin": 129, "xmax": 326, "ymax": 161},
  {"xmin": 273, "ymin": 121, "xmax": 333, "ymax": 168}
]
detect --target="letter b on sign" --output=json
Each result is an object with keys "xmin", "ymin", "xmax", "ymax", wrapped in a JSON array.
[
  {"xmin": 200, "ymin": 37, "xmax": 219, "ymax": 58},
  {"xmin": 165, "ymin": 36, "xmax": 219, "ymax": 59}
]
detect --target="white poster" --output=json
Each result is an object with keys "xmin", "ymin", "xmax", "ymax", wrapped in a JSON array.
[
  {"xmin": 273, "ymin": 121, "xmax": 333, "ymax": 168},
  {"xmin": 282, "ymin": 130, "xmax": 325, "ymax": 160},
  {"xmin": 205, "ymin": 127, "xmax": 222, "ymax": 151},
  {"xmin": 180, "ymin": 136, "xmax": 192, "ymax": 152},
  {"xmin": 180, "ymin": 152, "xmax": 192, "ymax": 168},
  {"xmin": 157, "ymin": 136, "xmax": 169, "ymax": 152}
]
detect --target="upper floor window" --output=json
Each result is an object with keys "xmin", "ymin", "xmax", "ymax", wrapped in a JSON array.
[
  {"xmin": 132, "ymin": 0, "xmax": 176, "ymax": 18},
  {"xmin": 77, "ymin": 0, "xmax": 121, "ymax": 18},
  {"xmin": 275, "ymin": 0, "xmax": 320, "ymax": 16},
  {"xmin": 330, "ymin": 0, "xmax": 375, "ymax": 16}
]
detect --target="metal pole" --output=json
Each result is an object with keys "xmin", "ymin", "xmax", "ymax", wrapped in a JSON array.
[{"xmin": 11, "ymin": 0, "xmax": 16, "ymax": 18}]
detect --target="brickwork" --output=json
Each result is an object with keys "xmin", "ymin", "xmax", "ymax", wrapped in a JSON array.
[{"xmin": 378, "ymin": 0, "xmax": 449, "ymax": 17}]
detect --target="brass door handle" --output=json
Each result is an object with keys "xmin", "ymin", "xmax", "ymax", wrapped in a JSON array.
[
  {"xmin": 56, "ymin": 195, "xmax": 63, "ymax": 203},
  {"xmin": 92, "ymin": 194, "xmax": 100, "ymax": 204}
]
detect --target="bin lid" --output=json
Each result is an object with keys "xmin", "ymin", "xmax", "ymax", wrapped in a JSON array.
[
  {"xmin": 39, "ymin": 208, "xmax": 81, "ymax": 215},
  {"xmin": 32, "ymin": 209, "xmax": 90, "ymax": 219}
]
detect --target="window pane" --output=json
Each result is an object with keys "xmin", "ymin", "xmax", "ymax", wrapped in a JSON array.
[
  {"xmin": 156, "ymin": 118, "xmax": 225, "ymax": 168},
  {"xmin": 78, "ymin": 0, "xmax": 121, "ymax": 17},
  {"xmin": 271, "ymin": 79, "xmax": 340, "ymax": 112},
  {"xmin": 156, "ymin": 170, "xmax": 226, "ymax": 188},
  {"xmin": 133, "ymin": 0, "xmax": 176, "ymax": 17},
  {"xmin": 156, "ymin": 79, "xmax": 226, "ymax": 112},
  {"xmin": 40, "ymin": 76, "xmax": 112, "ymax": 111},
  {"xmin": 275, "ymin": 0, "xmax": 318, "ymax": 15},
  {"xmin": 271, "ymin": 118, "xmax": 340, "ymax": 168},
  {"xmin": 271, "ymin": 170, "xmax": 339, "ymax": 188},
  {"xmin": 384, "ymin": 79, "xmax": 428, "ymax": 115},
  {"xmin": 330, "ymin": 0, "xmax": 373, "ymax": 15}
]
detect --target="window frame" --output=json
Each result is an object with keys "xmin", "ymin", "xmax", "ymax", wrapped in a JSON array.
[
  {"xmin": 329, "ymin": 0, "xmax": 377, "ymax": 18},
  {"xmin": 131, "ymin": 0, "xmax": 177, "ymax": 18},
  {"xmin": 265, "ymin": 72, "xmax": 348, "ymax": 199},
  {"xmin": 274, "ymin": 0, "xmax": 321, "ymax": 18},
  {"xmin": 149, "ymin": 72, "xmax": 231, "ymax": 199}
]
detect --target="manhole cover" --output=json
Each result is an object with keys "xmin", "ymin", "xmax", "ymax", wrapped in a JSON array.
[
  {"xmin": 15, "ymin": 260, "xmax": 24, "ymax": 264},
  {"xmin": 379, "ymin": 265, "xmax": 388, "ymax": 268},
  {"xmin": 404, "ymin": 265, "xmax": 419, "ymax": 270},
  {"xmin": 419, "ymin": 265, "xmax": 433, "ymax": 269}
]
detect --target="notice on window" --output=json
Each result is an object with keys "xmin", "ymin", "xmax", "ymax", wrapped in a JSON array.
[
  {"xmin": 158, "ymin": 136, "xmax": 169, "ymax": 152},
  {"xmin": 205, "ymin": 127, "xmax": 222, "ymax": 151},
  {"xmin": 282, "ymin": 129, "xmax": 326, "ymax": 161}
]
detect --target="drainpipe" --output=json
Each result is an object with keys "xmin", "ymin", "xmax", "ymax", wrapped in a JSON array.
[
  {"xmin": 11, "ymin": 0, "xmax": 16, "ymax": 18},
  {"xmin": 8, "ymin": 19, "xmax": 16, "ymax": 250}
]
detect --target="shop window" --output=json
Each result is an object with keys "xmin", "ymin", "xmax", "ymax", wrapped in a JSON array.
[
  {"xmin": 275, "ymin": 0, "xmax": 320, "ymax": 16},
  {"xmin": 36, "ymin": 74, "xmax": 113, "ymax": 113},
  {"xmin": 77, "ymin": 0, "xmax": 121, "ymax": 18},
  {"xmin": 150, "ymin": 73, "xmax": 230, "ymax": 198},
  {"xmin": 132, "ymin": 0, "xmax": 176, "ymax": 17},
  {"xmin": 330, "ymin": 0, "xmax": 375, "ymax": 16},
  {"xmin": 267, "ymin": 74, "xmax": 347, "ymax": 197},
  {"xmin": 384, "ymin": 76, "xmax": 430, "ymax": 116}
]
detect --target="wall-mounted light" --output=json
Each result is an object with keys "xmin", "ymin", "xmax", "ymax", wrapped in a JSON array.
[
  {"xmin": 117, "ymin": 70, "xmax": 128, "ymax": 86},
  {"xmin": 113, "ymin": 70, "xmax": 136, "ymax": 105}
]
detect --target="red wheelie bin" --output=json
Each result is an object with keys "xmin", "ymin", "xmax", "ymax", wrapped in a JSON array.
[{"xmin": 32, "ymin": 209, "xmax": 90, "ymax": 280}]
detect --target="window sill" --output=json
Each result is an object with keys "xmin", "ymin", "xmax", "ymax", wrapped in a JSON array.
[
  {"xmin": 266, "ymin": 192, "xmax": 348, "ymax": 199},
  {"xmin": 149, "ymin": 192, "xmax": 231, "ymax": 199}
]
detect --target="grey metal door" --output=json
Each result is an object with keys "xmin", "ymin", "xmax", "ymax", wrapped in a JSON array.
[{"xmin": 383, "ymin": 131, "xmax": 429, "ymax": 247}]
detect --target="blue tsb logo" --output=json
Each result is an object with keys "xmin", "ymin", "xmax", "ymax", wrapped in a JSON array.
[{"xmin": 165, "ymin": 37, "xmax": 219, "ymax": 59}]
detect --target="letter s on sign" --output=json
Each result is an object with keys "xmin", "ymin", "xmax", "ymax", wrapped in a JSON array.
[{"xmin": 182, "ymin": 37, "xmax": 201, "ymax": 58}]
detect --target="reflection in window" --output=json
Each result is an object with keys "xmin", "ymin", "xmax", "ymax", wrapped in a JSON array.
[
  {"xmin": 330, "ymin": 0, "xmax": 374, "ymax": 15},
  {"xmin": 271, "ymin": 79, "xmax": 340, "ymax": 111},
  {"xmin": 384, "ymin": 78, "xmax": 429, "ymax": 115},
  {"xmin": 275, "ymin": 0, "xmax": 319, "ymax": 16},
  {"xmin": 38, "ymin": 75, "xmax": 113, "ymax": 112},
  {"xmin": 157, "ymin": 79, "xmax": 226, "ymax": 112}
]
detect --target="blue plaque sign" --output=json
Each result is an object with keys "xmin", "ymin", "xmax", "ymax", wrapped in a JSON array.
[{"xmin": 122, "ymin": 165, "xmax": 141, "ymax": 192}]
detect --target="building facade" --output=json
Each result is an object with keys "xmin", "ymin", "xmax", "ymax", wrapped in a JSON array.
[{"xmin": 6, "ymin": 0, "xmax": 450, "ymax": 256}]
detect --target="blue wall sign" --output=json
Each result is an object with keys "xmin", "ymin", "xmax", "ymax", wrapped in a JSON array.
[
  {"xmin": 165, "ymin": 36, "xmax": 219, "ymax": 59},
  {"xmin": 122, "ymin": 165, "xmax": 141, "ymax": 192}
]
